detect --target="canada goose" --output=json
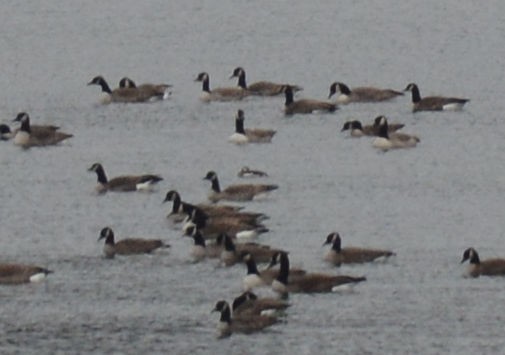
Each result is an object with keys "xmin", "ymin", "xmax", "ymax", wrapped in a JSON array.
[
  {"xmin": 219, "ymin": 234, "xmax": 282, "ymax": 267},
  {"xmin": 229, "ymin": 109, "xmax": 276, "ymax": 144},
  {"xmin": 323, "ymin": 232, "xmax": 395, "ymax": 266},
  {"xmin": 118, "ymin": 77, "xmax": 172, "ymax": 100},
  {"xmin": 212, "ymin": 300, "xmax": 277, "ymax": 338},
  {"xmin": 241, "ymin": 252, "xmax": 306, "ymax": 291},
  {"xmin": 461, "ymin": 247, "xmax": 505, "ymax": 277},
  {"xmin": 270, "ymin": 252, "xmax": 366, "ymax": 297},
  {"xmin": 88, "ymin": 75, "xmax": 152, "ymax": 104},
  {"xmin": 230, "ymin": 67, "xmax": 303, "ymax": 96},
  {"xmin": 88, "ymin": 163, "xmax": 163, "ymax": 193},
  {"xmin": 283, "ymin": 85, "xmax": 337, "ymax": 115},
  {"xmin": 194, "ymin": 72, "xmax": 248, "ymax": 102},
  {"xmin": 372, "ymin": 116, "xmax": 420, "ymax": 151},
  {"xmin": 328, "ymin": 82, "xmax": 403, "ymax": 104},
  {"xmin": 0, "ymin": 263, "xmax": 52, "ymax": 284},
  {"xmin": 204, "ymin": 171, "xmax": 278, "ymax": 203},
  {"xmin": 12, "ymin": 112, "xmax": 72, "ymax": 148},
  {"xmin": 237, "ymin": 166, "xmax": 268, "ymax": 178},
  {"xmin": 404, "ymin": 83, "xmax": 469, "ymax": 112},
  {"xmin": 184, "ymin": 225, "xmax": 223, "ymax": 259},
  {"xmin": 97, "ymin": 227, "xmax": 169, "ymax": 258},
  {"xmin": 183, "ymin": 207, "xmax": 269, "ymax": 241},
  {"xmin": 341, "ymin": 120, "xmax": 405, "ymax": 137},
  {"xmin": 232, "ymin": 291, "xmax": 290, "ymax": 317},
  {"xmin": 0, "ymin": 124, "xmax": 13, "ymax": 140},
  {"xmin": 163, "ymin": 190, "xmax": 245, "ymax": 224}
]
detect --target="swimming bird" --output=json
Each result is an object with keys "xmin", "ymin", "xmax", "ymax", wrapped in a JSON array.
[
  {"xmin": 194, "ymin": 72, "xmax": 248, "ymax": 102},
  {"xmin": 88, "ymin": 75, "xmax": 154, "ymax": 103},
  {"xmin": 212, "ymin": 300, "xmax": 277, "ymax": 338},
  {"xmin": 229, "ymin": 109, "xmax": 276, "ymax": 144},
  {"xmin": 88, "ymin": 163, "xmax": 162, "ymax": 193},
  {"xmin": 283, "ymin": 85, "xmax": 337, "ymax": 115},
  {"xmin": 162, "ymin": 190, "xmax": 245, "ymax": 224},
  {"xmin": 241, "ymin": 252, "xmax": 306, "ymax": 291},
  {"xmin": 230, "ymin": 67, "xmax": 303, "ymax": 96},
  {"xmin": 0, "ymin": 263, "xmax": 52, "ymax": 284},
  {"xmin": 372, "ymin": 116, "xmax": 420, "ymax": 151},
  {"xmin": 118, "ymin": 77, "xmax": 172, "ymax": 100},
  {"xmin": 341, "ymin": 119, "xmax": 405, "ymax": 137},
  {"xmin": 0, "ymin": 124, "xmax": 13, "ymax": 140},
  {"xmin": 184, "ymin": 225, "xmax": 223, "ymax": 260},
  {"xmin": 323, "ymin": 232, "xmax": 395, "ymax": 266},
  {"xmin": 203, "ymin": 171, "xmax": 279, "ymax": 203},
  {"xmin": 270, "ymin": 252, "xmax": 366, "ymax": 297},
  {"xmin": 97, "ymin": 227, "xmax": 169, "ymax": 258},
  {"xmin": 183, "ymin": 208, "xmax": 269, "ymax": 241},
  {"xmin": 237, "ymin": 166, "xmax": 268, "ymax": 178},
  {"xmin": 12, "ymin": 112, "xmax": 72, "ymax": 148},
  {"xmin": 232, "ymin": 291, "xmax": 290, "ymax": 317},
  {"xmin": 404, "ymin": 83, "xmax": 469, "ymax": 112},
  {"xmin": 461, "ymin": 247, "xmax": 505, "ymax": 277},
  {"xmin": 328, "ymin": 82, "xmax": 403, "ymax": 104},
  {"xmin": 219, "ymin": 234, "xmax": 283, "ymax": 267}
]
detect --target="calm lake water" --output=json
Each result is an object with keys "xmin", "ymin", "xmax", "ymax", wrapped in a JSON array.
[{"xmin": 1, "ymin": 1, "xmax": 505, "ymax": 354}]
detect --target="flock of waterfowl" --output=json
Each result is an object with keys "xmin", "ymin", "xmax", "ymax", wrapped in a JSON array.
[{"xmin": 1, "ymin": 66, "xmax": 503, "ymax": 339}]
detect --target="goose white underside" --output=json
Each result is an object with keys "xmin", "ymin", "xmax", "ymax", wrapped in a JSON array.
[
  {"xmin": 229, "ymin": 133, "xmax": 249, "ymax": 145},
  {"xmin": 13, "ymin": 131, "xmax": 30, "ymax": 147},
  {"xmin": 190, "ymin": 246, "xmax": 206, "ymax": 262},
  {"xmin": 350, "ymin": 129, "xmax": 365, "ymax": 137},
  {"xmin": 372, "ymin": 137, "xmax": 393, "ymax": 151},
  {"xmin": 331, "ymin": 283, "xmax": 358, "ymax": 293},
  {"xmin": 442, "ymin": 102, "xmax": 465, "ymax": 111},
  {"xmin": 252, "ymin": 191, "xmax": 274, "ymax": 201},
  {"xmin": 29, "ymin": 273, "xmax": 48, "ymax": 283},
  {"xmin": 336, "ymin": 94, "xmax": 351, "ymax": 104},
  {"xmin": 271, "ymin": 279, "xmax": 287, "ymax": 294},
  {"xmin": 136, "ymin": 181, "xmax": 157, "ymax": 192},
  {"xmin": 243, "ymin": 274, "xmax": 266, "ymax": 291},
  {"xmin": 235, "ymin": 230, "xmax": 260, "ymax": 241},
  {"xmin": 99, "ymin": 94, "xmax": 112, "ymax": 105}
]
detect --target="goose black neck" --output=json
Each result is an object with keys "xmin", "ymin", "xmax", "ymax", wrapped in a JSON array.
[
  {"xmin": 338, "ymin": 83, "xmax": 352, "ymax": 95},
  {"xmin": 470, "ymin": 251, "xmax": 480, "ymax": 264},
  {"xmin": 191, "ymin": 208, "xmax": 208, "ymax": 229},
  {"xmin": 181, "ymin": 202, "xmax": 196, "ymax": 216},
  {"xmin": 220, "ymin": 304, "xmax": 231, "ymax": 323},
  {"xmin": 377, "ymin": 120, "xmax": 389, "ymax": 139},
  {"xmin": 235, "ymin": 117, "xmax": 246, "ymax": 134},
  {"xmin": 223, "ymin": 235, "xmax": 236, "ymax": 252},
  {"xmin": 192, "ymin": 231, "xmax": 206, "ymax": 247},
  {"xmin": 410, "ymin": 85, "xmax": 421, "ymax": 103},
  {"xmin": 98, "ymin": 79, "xmax": 112, "ymax": 94},
  {"xmin": 284, "ymin": 87, "xmax": 294, "ymax": 105},
  {"xmin": 105, "ymin": 232, "xmax": 115, "ymax": 245},
  {"xmin": 332, "ymin": 237, "xmax": 342, "ymax": 252},
  {"xmin": 169, "ymin": 194, "xmax": 181, "ymax": 213},
  {"xmin": 237, "ymin": 71, "xmax": 247, "ymax": 89},
  {"xmin": 202, "ymin": 77, "xmax": 211, "ymax": 93},
  {"xmin": 210, "ymin": 177, "xmax": 221, "ymax": 193},
  {"xmin": 352, "ymin": 121, "xmax": 363, "ymax": 130},
  {"xmin": 276, "ymin": 253, "xmax": 289, "ymax": 284},
  {"xmin": 245, "ymin": 257, "xmax": 260, "ymax": 275},
  {"xmin": 20, "ymin": 117, "xmax": 31, "ymax": 133},
  {"xmin": 94, "ymin": 165, "xmax": 108, "ymax": 184},
  {"xmin": 232, "ymin": 294, "xmax": 247, "ymax": 311}
]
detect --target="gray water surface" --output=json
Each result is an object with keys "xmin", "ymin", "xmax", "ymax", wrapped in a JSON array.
[{"xmin": 1, "ymin": 1, "xmax": 505, "ymax": 354}]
